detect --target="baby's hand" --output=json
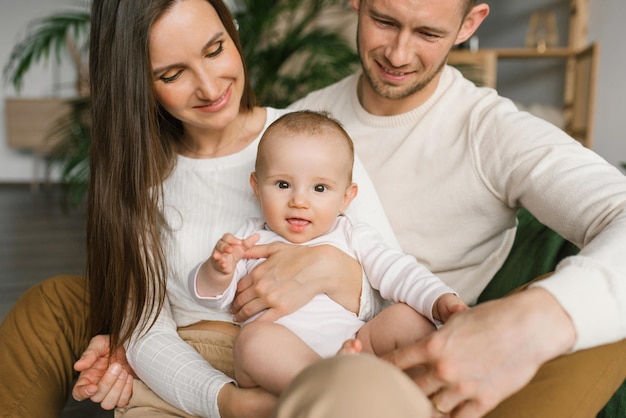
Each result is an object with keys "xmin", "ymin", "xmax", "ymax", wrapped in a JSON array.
[
  {"xmin": 337, "ymin": 338, "xmax": 363, "ymax": 355},
  {"xmin": 211, "ymin": 233, "xmax": 260, "ymax": 274},
  {"xmin": 434, "ymin": 293, "xmax": 468, "ymax": 323}
]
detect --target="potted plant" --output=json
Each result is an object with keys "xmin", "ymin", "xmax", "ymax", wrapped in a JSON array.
[
  {"xmin": 4, "ymin": 0, "xmax": 358, "ymax": 205},
  {"xmin": 3, "ymin": 4, "xmax": 90, "ymax": 204}
]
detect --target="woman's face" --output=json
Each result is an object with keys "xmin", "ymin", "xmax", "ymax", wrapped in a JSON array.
[{"xmin": 150, "ymin": 0, "xmax": 245, "ymax": 132}]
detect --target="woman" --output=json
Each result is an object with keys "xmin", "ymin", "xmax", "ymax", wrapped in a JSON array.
[{"xmin": 83, "ymin": 0, "xmax": 395, "ymax": 416}]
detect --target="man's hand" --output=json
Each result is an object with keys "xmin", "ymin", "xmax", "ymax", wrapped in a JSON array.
[
  {"xmin": 73, "ymin": 335, "xmax": 136, "ymax": 410},
  {"xmin": 383, "ymin": 288, "xmax": 576, "ymax": 417}
]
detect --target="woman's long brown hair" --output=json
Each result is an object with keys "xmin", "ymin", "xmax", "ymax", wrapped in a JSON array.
[{"xmin": 88, "ymin": 0, "xmax": 256, "ymax": 353}]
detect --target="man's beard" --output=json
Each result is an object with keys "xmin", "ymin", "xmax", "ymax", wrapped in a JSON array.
[{"xmin": 357, "ymin": 33, "xmax": 448, "ymax": 100}]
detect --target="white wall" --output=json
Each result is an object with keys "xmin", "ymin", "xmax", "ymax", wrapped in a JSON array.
[
  {"xmin": 0, "ymin": 0, "xmax": 624, "ymax": 183},
  {"xmin": 0, "ymin": 0, "xmax": 78, "ymax": 183},
  {"xmin": 588, "ymin": 1, "xmax": 626, "ymax": 170}
]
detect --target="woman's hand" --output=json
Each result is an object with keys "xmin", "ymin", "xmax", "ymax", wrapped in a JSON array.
[
  {"xmin": 383, "ymin": 288, "xmax": 576, "ymax": 417},
  {"xmin": 231, "ymin": 243, "xmax": 362, "ymax": 322},
  {"xmin": 72, "ymin": 335, "xmax": 136, "ymax": 410},
  {"xmin": 218, "ymin": 383, "xmax": 277, "ymax": 418}
]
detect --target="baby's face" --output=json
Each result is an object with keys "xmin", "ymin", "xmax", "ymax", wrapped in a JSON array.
[{"xmin": 251, "ymin": 131, "xmax": 356, "ymax": 243}]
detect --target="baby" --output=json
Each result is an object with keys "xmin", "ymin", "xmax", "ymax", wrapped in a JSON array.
[{"xmin": 190, "ymin": 110, "xmax": 467, "ymax": 395}]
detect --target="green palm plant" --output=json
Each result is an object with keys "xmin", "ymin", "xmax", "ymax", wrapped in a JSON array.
[
  {"xmin": 235, "ymin": 0, "xmax": 359, "ymax": 107},
  {"xmin": 3, "ymin": 4, "xmax": 90, "ymax": 207},
  {"xmin": 3, "ymin": 0, "xmax": 359, "ymax": 206},
  {"xmin": 3, "ymin": 9, "xmax": 90, "ymax": 93}
]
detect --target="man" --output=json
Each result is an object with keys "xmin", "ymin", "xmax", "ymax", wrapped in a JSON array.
[{"xmin": 278, "ymin": 0, "xmax": 626, "ymax": 416}]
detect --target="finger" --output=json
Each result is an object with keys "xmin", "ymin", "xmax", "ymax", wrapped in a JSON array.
[
  {"xmin": 253, "ymin": 307, "xmax": 285, "ymax": 323},
  {"xmin": 231, "ymin": 281, "xmax": 257, "ymax": 314},
  {"xmin": 215, "ymin": 241, "xmax": 234, "ymax": 254},
  {"xmin": 452, "ymin": 398, "xmax": 493, "ymax": 418},
  {"xmin": 97, "ymin": 369, "xmax": 129, "ymax": 410},
  {"xmin": 221, "ymin": 233, "xmax": 240, "ymax": 244},
  {"xmin": 233, "ymin": 265, "xmax": 276, "ymax": 313},
  {"xmin": 74, "ymin": 353, "xmax": 97, "ymax": 372},
  {"xmin": 116, "ymin": 374, "xmax": 134, "ymax": 408},
  {"xmin": 450, "ymin": 303, "xmax": 468, "ymax": 314},
  {"xmin": 74, "ymin": 348, "xmax": 105, "ymax": 372},
  {"xmin": 241, "ymin": 242, "xmax": 278, "ymax": 259},
  {"xmin": 430, "ymin": 389, "xmax": 466, "ymax": 417},
  {"xmin": 233, "ymin": 298, "xmax": 268, "ymax": 322},
  {"xmin": 72, "ymin": 380, "xmax": 99, "ymax": 401},
  {"xmin": 89, "ymin": 363, "xmax": 123, "ymax": 403},
  {"xmin": 412, "ymin": 369, "xmax": 445, "ymax": 397},
  {"xmin": 382, "ymin": 341, "xmax": 430, "ymax": 371},
  {"xmin": 243, "ymin": 233, "xmax": 260, "ymax": 249}
]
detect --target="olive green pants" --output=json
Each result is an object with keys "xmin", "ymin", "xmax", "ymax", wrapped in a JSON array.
[{"xmin": 0, "ymin": 275, "xmax": 624, "ymax": 417}]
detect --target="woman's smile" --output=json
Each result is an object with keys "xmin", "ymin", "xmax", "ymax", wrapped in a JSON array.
[{"xmin": 194, "ymin": 83, "xmax": 233, "ymax": 113}]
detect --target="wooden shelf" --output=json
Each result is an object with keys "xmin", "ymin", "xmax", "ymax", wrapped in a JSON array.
[
  {"xmin": 448, "ymin": 1, "xmax": 595, "ymax": 148},
  {"xmin": 484, "ymin": 47, "xmax": 577, "ymax": 59}
]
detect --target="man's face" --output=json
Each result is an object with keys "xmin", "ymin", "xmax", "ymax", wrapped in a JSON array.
[{"xmin": 352, "ymin": 0, "xmax": 468, "ymax": 115}]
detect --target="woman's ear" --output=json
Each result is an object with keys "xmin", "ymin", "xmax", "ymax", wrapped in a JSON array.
[
  {"xmin": 250, "ymin": 172, "xmax": 260, "ymax": 201},
  {"xmin": 340, "ymin": 183, "xmax": 359, "ymax": 214},
  {"xmin": 455, "ymin": 3, "xmax": 490, "ymax": 45}
]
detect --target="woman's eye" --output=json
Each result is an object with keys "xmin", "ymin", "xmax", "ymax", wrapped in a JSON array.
[
  {"xmin": 206, "ymin": 41, "xmax": 223, "ymax": 58},
  {"xmin": 314, "ymin": 184, "xmax": 327, "ymax": 193},
  {"xmin": 160, "ymin": 71, "xmax": 182, "ymax": 83},
  {"xmin": 277, "ymin": 181, "xmax": 290, "ymax": 189}
]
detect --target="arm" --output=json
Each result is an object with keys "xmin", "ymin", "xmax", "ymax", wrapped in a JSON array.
[
  {"xmin": 196, "ymin": 233, "xmax": 259, "ymax": 297},
  {"xmin": 393, "ymin": 105, "xmax": 624, "ymax": 417},
  {"xmin": 479, "ymin": 109, "xmax": 626, "ymax": 349},
  {"xmin": 125, "ymin": 296, "xmax": 236, "ymax": 417},
  {"xmin": 351, "ymin": 221, "xmax": 457, "ymax": 324},
  {"xmin": 72, "ymin": 325, "xmax": 276, "ymax": 417}
]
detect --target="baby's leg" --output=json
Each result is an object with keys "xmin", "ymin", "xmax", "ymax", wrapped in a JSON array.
[
  {"xmin": 356, "ymin": 303, "xmax": 435, "ymax": 357},
  {"xmin": 234, "ymin": 321, "xmax": 321, "ymax": 396}
]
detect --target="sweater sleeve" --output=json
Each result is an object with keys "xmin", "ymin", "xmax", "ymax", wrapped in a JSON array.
[
  {"xmin": 472, "ymin": 104, "xmax": 626, "ymax": 351},
  {"xmin": 345, "ymin": 155, "xmax": 401, "ymax": 320},
  {"xmin": 531, "ymin": 210, "xmax": 626, "ymax": 351},
  {"xmin": 349, "ymin": 221, "xmax": 456, "ymax": 323},
  {"xmin": 125, "ymin": 295, "xmax": 234, "ymax": 417},
  {"xmin": 188, "ymin": 260, "xmax": 241, "ymax": 311},
  {"xmin": 188, "ymin": 218, "xmax": 260, "ymax": 312}
]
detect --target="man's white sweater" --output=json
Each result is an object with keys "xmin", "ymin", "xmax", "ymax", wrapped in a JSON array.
[{"xmin": 292, "ymin": 65, "xmax": 626, "ymax": 352}]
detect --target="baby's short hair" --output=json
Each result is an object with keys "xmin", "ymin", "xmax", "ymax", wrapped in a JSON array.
[{"xmin": 256, "ymin": 110, "xmax": 355, "ymax": 178}]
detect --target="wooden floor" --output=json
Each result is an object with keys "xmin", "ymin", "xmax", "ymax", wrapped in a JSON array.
[{"xmin": 0, "ymin": 185, "xmax": 112, "ymax": 417}]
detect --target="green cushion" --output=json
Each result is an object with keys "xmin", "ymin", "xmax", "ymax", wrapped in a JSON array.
[
  {"xmin": 477, "ymin": 208, "xmax": 579, "ymax": 303},
  {"xmin": 477, "ymin": 208, "xmax": 624, "ymax": 417}
]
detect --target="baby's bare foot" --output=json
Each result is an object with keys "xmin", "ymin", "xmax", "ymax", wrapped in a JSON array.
[{"xmin": 337, "ymin": 338, "xmax": 362, "ymax": 355}]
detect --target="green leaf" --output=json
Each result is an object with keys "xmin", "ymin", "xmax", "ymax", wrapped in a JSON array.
[{"xmin": 3, "ymin": 9, "xmax": 90, "ymax": 91}]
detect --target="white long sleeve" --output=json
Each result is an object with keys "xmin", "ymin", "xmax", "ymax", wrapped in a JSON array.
[
  {"xmin": 348, "ymin": 221, "xmax": 455, "ymax": 324},
  {"xmin": 125, "ymin": 297, "xmax": 233, "ymax": 417}
]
